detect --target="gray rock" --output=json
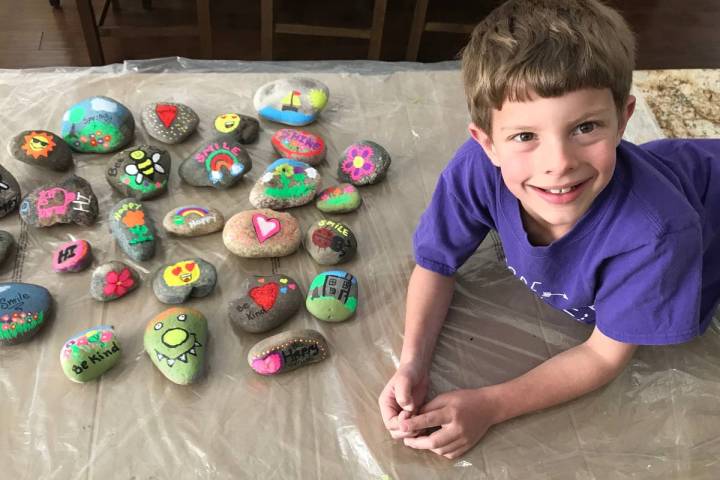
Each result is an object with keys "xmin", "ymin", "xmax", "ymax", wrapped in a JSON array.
[
  {"xmin": 179, "ymin": 137, "xmax": 252, "ymax": 189},
  {"xmin": 337, "ymin": 140, "xmax": 391, "ymax": 186},
  {"xmin": 106, "ymin": 145, "xmax": 171, "ymax": 200},
  {"xmin": 162, "ymin": 205, "xmax": 224, "ymax": 237},
  {"xmin": 304, "ymin": 219, "xmax": 357, "ymax": 265},
  {"xmin": 247, "ymin": 329, "xmax": 329, "ymax": 376},
  {"xmin": 249, "ymin": 159, "xmax": 321, "ymax": 209},
  {"xmin": 152, "ymin": 258, "xmax": 217, "ymax": 304},
  {"xmin": 90, "ymin": 261, "xmax": 140, "ymax": 301},
  {"xmin": 0, "ymin": 282, "xmax": 52, "ymax": 346},
  {"xmin": 306, "ymin": 270, "xmax": 358, "ymax": 322},
  {"xmin": 223, "ymin": 209, "xmax": 302, "ymax": 258},
  {"xmin": 108, "ymin": 198, "xmax": 157, "ymax": 261},
  {"xmin": 10, "ymin": 130, "xmax": 73, "ymax": 171},
  {"xmin": 141, "ymin": 102, "xmax": 199, "ymax": 144},
  {"xmin": 228, "ymin": 274, "xmax": 303, "ymax": 333},
  {"xmin": 19, "ymin": 175, "xmax": 98, "ymax": 227},
  {"xmin": 213, "ymin": 113, "xmax": 259, "ymax": 144},
  {"xmin": 0, "ymin": 231, "xmax": 14, "ymax": 265},
  {"xmin": 0, "ymin": 165, "xmax": 20, "ymax": 218},
  {"xmin": 315, "ymin": 184, "xmax": 362, "ymax": 214},
  {"xmin": 60, "ymin": 96, "xmax": 135, "ymax": 153},
  {"xmin": 270, "ymin": 128, "xmax": 326, "ymax": 165},
  {"xmin": 253, "ymin": 77, "xmax": 330, "ymax": 126},
  {"xmin": 52, "ymin": 239, "xmax": 92, "ymax": 273}
]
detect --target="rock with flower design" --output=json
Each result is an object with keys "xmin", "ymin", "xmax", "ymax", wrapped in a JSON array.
[
  {"xmin": 223, "ymin": 208, "xmax": 302, "ymax": 258},
  {"xmin": 90, "ymin": 261, "xmax": 140, "ymax": 302},
  {"xmin": 141, "ymin": 102, "xmax": 199, "ymax": 144},
  {"xmin": 315, "ymin": 183, "xmax": 362, "ymax": 214},
  {"xmin": 60, "ymin": 325, "xmax": 121, "ymax": 382},
  {"xmin": 304, "ymin": 219, "xmax": 357, "ymax": 265},
  {"xmin": 106, "ymin": 145, "xmax": 171, "ymax": 200},
  {"xmin": 0, "ymin": 164, "xmax": 21, "ymax": 219},
  {"xmin": 52, "ymin": 239, "xmax": 92, "ymax": 272},
  {"xmin": 229, "ymin": 274, "xmax": 303, "ymax": 333},
  {"xmin": 152, "ymin": 258, "xmax": 217, "ymax": 304},
  {"xmin": 0, "ymin": 282, "xmax": 52, "ymax": 346},
  {"xmin": 162, "ymin": 205, "xmax": 224, "ymax": 237},
  {"xmin": 306, "ymin": 270, "xmax": 358, "ymax": 322},
  {"xmin": 0, "ymin": 231, "xmax": 14, "ymax": 265},
  {"xmin": 61, "ymin": 96, "xmax": 135, "ymax": 153},
  {"xmin": 253, "ymin": 78, "xmax": 329, "ymax": 126},
  {"xmin": 145, "ymin": 307, "xmax": 208, "ymax": 385},
  {"xmin": 248, "ymin": 329, "xmax": 329, "ymax": 376},
  {"xmin": 213, "ymin": 113, "xmax": 259, "ymax": 144},
  {"xmin": 180, "ymin": 137, "xmax": 253, "ymax": 189},
  {"xmin": 109, "ymin": 199, "xmax": 157, "ymax": 261},
  {"xmin": 338, "ymin": 141, "xmax": 391, "ymax": 186},
  {"xmin": 249, "ymin": 159, "xmax": 321, "ymax": 210},
  {"xmin": 271, "ymin": 128, "xmax": 326, "ymax": 165},
  {"xmin": 19, "ymin": 175, "xmax": 98, "ymax": 228},
  {"xmin": 11, "ymin": 130, "xmax": 73, "ymax": 171}
]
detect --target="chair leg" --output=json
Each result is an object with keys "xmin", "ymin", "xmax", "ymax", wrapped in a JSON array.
[
  {"xmin": 406, "ymin": 0, "xmax": 429, "ymax": 61},
  {"xmin": 197, "ymin": 0, "xmax": 212, "ymax": 58},
  {"xmin": 368, "ymin": 0, "xmax": 387, "ymax": 60},
  {"xmin": 50, "ymin": 0, "xmax": 61, "ymax": 8},
  {"xmin": 260, "ymin": 0, "xmax": 273, "ymax": 60},
  {"xmin": 75, "ymin": 0, "xmax": 105, "ymax": 65}
]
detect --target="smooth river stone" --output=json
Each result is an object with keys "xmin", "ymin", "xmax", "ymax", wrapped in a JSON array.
[
  {"xmin": 145, "ymin": 307, "xmax": 208, "ymax": 385},
  {"xmin": 106, "ymin": 145, "xmax": 171, "ymax": 200},
  {"xmin": 141, "ymin": 102, "xmax": 198, "ymax": 144},
  {"xmin": 0, "ymin": 164, "xmax": 21, "ymax": 218},
  {"xmin": 0, "ymin": 282, "xmax": 52, "ymax": 346},
  {"xmin": 152, "ymin": 258, "xmax": 217, "ymax": 304},
  {"xmin": 19, "ymin": 175, "xmax": 98, "ymax": 227},
  {"xmin": 179, "ymin": 137, "xmax": 253, "ymax": 189},
  {"xmin": 305, "ymin": 270, "xmax": 358, "ymax": 322},
  {"xmin": 60, "ymin": 325, "xmax": 121, "ymax": 382},
  {"xmin": 61, "ymin": 96, "xmax": 135, "ymax": 153},
  {"xmin": 52, "ymin": 239, "xmax": 92, "ymax": 272},
  {"xmin": 304, "ymin": 219, "xmax": 357, "ymax": 265},
  {"xmin": 222, "ymin": 209, "xmax": 301, "ymax": 258},
  {"xmin": 11, "ymin": 130, "xmax": 73, "ymax": 171},
  {"xmin": 162, "ymin": 205, "xmax": 224, "ymax": 237},
  {"xmin": 213, "ymin": 113, "xmax": 259, "ymax": 144},
  {"xmin": 248, "ymin": 329, "xmax": 329, "ymax": 376},
  {"xmin": 249, "ymin": 159, "xmax": 320, "ymax": 210},
  {"xmin": 337, "ymin": 140, "xmax": 391, "ymax": 186},
  {"xmin": 270, "ymin": 128, "xmax": 326, "ymax": 165},
  {"xmin": 90, "ymin": 261, "xmax": 140, "ymax": 301},
  {"xmin": 108, "ymin": 198, "xmax": 157, "ymax": 261},
  {"xmin": 253, "ymin": 77, "xmax": 330, "ymax": 126},
  {"xmin": 228, "ymin": 274, "xmax": 303, "ymax": 333}
]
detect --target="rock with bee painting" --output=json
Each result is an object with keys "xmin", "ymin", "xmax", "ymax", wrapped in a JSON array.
[
  {"xmin": 61, "ymin": 96, "xmax": 135, "ymax": 153},
  {"xmin": 179, "ymin": 136, "xmax": 253, "ymax": 189},
  {"xmin": 109, "ymin": 199, "xmax": 157, "ymax": 261},
  {"xmin": 106, "ymin": 145, "xmax": 171, "ymax": 200},
  {"xmin": 19, "ymin": 175, "xmax": 98, "ymax": 227},
  {"xmin": 212, "ymin": 113, "xmax": 259, "ymax": 144},
  {"xmin": 0, "ymin": 164, "xmax": 21, "ymax": 219},
  {"xmin": 253, "ymin": 78, "xmax": 329, "ymax": 126},
  {"xmin": 249, "ymin": 159, "xmax": 320, "ymax": 209},
  {"xmin": 11, "ymin": 130, "xmax": 73, "ymax": 171},
  {"xmin": 141, "ymin": 102, "xmax": 199, "ymax": 144},
  {"xmin": 152, "ymin": 258, "xmax": 217, "ymax": 304}
]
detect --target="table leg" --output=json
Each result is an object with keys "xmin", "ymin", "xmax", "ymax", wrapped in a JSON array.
[{"xmin": 75, "ymin": 0, "xmax": 105, "ymax": 65}]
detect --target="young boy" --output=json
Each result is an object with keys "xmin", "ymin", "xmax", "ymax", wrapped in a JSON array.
[{"xmin": 378, "ymin": 0, "xmax": 720, "ymax": 459}]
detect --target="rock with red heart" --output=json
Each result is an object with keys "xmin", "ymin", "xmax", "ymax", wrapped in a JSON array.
[
  {"xmin": 222, "ymin": 208, "xmax": 301, "ymax": 258},
  {"xmin": 228, "ymin": 274, "xmax": 303, "ymax": 333},
  {"xmin": 90, "ymin": 261, "xmax": 140, "ymax": 302},
  {"xmin": 248, "ymin": 329, "xmax": 329, "ymax": 376},
  {"xmin": 270, "ymin": 129, "xmax": 326, "ymax": 165},
  {"xmin": 249, "ymin": 159, "xmax": 321, "ymax": 210},
  {"xmin": 52, "ymin": 239, "xmax": 92, "ymax": 272},
  {"xmin": 152, "ymin": 258, "xmax": 217, "ymax": 304},
  {"xmin": 141, "ymin": 102, "xmax": 199, "ymax": 144},
  {"xmin": 304, "ymin": 219, "xmax": 357, "ymax": 265}
]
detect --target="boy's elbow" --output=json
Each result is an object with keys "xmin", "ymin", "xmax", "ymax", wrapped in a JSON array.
[{"xmin": 584, "ymin": 326, "xmax": 637, "ymax": 377}]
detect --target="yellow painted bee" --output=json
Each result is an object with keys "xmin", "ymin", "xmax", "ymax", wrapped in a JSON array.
[{"xmin": 124, "ymin": 149, "xmax": 165, "ymax": 184}]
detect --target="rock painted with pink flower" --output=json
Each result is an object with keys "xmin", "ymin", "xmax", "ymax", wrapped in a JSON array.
[
  {"xmin": 60, "ymin": 325, "xmax": 121, "ymax": 382},
  {"xmin": 248, "ymin": 329, "xmax": 328, "ymax": 376},
  {"xmin": 89, "ymin": 261, "xmax": 140, "ymax": 301},
  {"xmin": 106, "ymin": 145, "xmax": 171, "ymax": 200},
  {"xmin": 337, "ymin": 140, "xmax": 391, "ymax": 186},
  {"xmin": 0, "ymin": 282, "xmax": 52, "ymax": 346},
  {"xmin": 315, "ymin": 183, "xmax": 362, "ymax": 213},
  {"xmin": 52, "ymin": 239, "xmax": 92, "ymax": 272}
]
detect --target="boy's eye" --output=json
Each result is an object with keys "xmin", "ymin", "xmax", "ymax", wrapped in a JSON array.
[
  {"xmin": 511, "ymin": 132, "xmax": 535, "ymax": 142},
  {"xmin": 573, "ymin": 122, "xmax": 597, "ymax": 135}
]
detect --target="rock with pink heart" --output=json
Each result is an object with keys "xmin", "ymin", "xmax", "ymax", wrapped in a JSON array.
[
  {"xmin": 222, "ymin": 209, "xmax": 301, "ymax": 258},
  {"xmin": 52, "ymin": 239, "xmax": 92, "ymax": 273},
  {"xmin": 229, "ymin": 274, "xmax": 303, "ymax": 333},
  {"xmin": 141, "ymin": 102, "xmax": 199, "ymax": 144},
  {"xmin": 152, "ymin": 258, "xmax": 217, "ymax": 304},
  {"xmin": 249, "ymin": 158, "xmax": 321, "ymax": 210},
  {"xmin": 248, "ymin": 329, "xmax": 329, "ymax": 376},
  {"xmin": 90, "ymin": 261, "xmax": 140, "ymax": 302}
]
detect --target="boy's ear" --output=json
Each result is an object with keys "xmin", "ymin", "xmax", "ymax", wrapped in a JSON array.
[
  {"xmin": 616, "ymin": 95, "xmax": 637, "ymax": 144},
  {"xmin": 468, "ymin": 122, "xmax": 501, "ymax": 167}
]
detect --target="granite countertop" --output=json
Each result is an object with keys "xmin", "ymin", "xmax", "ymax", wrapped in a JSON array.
[{"xmin": 633, "ymin": 69, "xmax": 720, "ymax": 138}]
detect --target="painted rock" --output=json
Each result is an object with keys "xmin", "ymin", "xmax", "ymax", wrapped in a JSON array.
[
  {"xmin": 145, "ymin": 307, "xmax": 207, "ymax": 385},
  {"xmin": 304, "ymin": 219, "xmax": 357, "ymax": 265},
  {"xmin": 223, "ymin": 209, "xmax": 301, "ymax": 258},
  {"xmin": 179, "ymin": 137, "xmax": 253, "ymax": 189},
  {"xmin": 0, "ymin": 164, "xmax": 21, "ymax": 218},
  {"xmin": 52, "ymin": 239, "xmax": 92, "ymax": 273},
  {"xmin": 213, "ymin": 113, "xmax": 259, "ymax": 144},
  {"xmin": 109, "ymin": 199, "xmax": 157, "ymax": 261},
  {"xmin": 60, "ymin": 326, "xmax": 121, "ymax": 382},
  {"xmin": 11, "ymin": 130, "xmax": 73, "ymax": 171},
  {"xmin": 141, "ymin": 102, "xmax": 199, "ymax": 144},
  {"xmin": 253, "ymin": 78, "xmax": 329, "ymax": 126},
  {"xmin": 106, "ymin": 145, "xmax": 171, "ymax": 200},
  {"xmin": 228, "ymin": 274, "xmax": 303, "ymax": 333},
  {"xmin": 337, "ymin": 141, "xmax": 391, "ymax": 186},
  {"xmin": 315, "ymin": 184, "xmax": 362, "ymax": 214},
  {"xmin": 248, "ymin": 329, "xmax": 329, "ymax": 376},
  {"xmin": 152, "ymin": 258, "xmax": 217, "ymax": 304},
  {"xmin": 249, "ymin": 159, "xmax": 320, "ymax": 209},
  {"xmin": 162, "ymin": 205, "xmax": 224, "ymax": 237},
  {"xmin": 0, "ymin": 282, "xmax": 52, "ymax": 346},
  {"xmin": 90, "ymin": 261, "xmax": 139, "ymax": 301},
  {"xmin": 0, "ymin": 231, "xmax": 14, "ymax": 265},
  {"xmin": 19, "ymin": 175, "xmax": 98, "ymax": 227},
  {"xmin": 270, "ymin": 128, "xmax": 326, "ymax": 165},
  {"xmin": 306, "ymin": 270, "xmax": 358, "ymax": 322},
  {"xmin": 61, "ymin": 96, "xmax": 135, "ymax": 153}
]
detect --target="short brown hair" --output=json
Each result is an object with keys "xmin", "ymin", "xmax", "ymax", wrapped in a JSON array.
[{"xmin": 461, "ymin": 0, "xmax": 635, "ymax": 133}]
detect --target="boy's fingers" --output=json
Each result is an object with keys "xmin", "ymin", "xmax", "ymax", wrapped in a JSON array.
[
  {"xmin": 378, "ymin": 395, "xmax": 402, "ymax": 429},
  {"xmin": 401, "ymin": 410, "xmax": 444, "ymax": 432},
  {"xmin": 394, "ymin": 377, "xmax": 415, "ymax": 412},
  {"xmin": 403, "ymin": 427, "xmax": 455, "ymax": 450}
]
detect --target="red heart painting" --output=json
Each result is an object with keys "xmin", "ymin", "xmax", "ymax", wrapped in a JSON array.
[
  {"xmin": 156, "ymin": 104, "xmax": 178, "ymax": 128},
  {"xmin": 249, "ymin": 282, "xmax": 279, "ymax": 311}
]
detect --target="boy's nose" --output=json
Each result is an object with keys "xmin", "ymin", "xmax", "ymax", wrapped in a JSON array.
[{"xmin": 539, "ymin": 141, "xmax": 578, "ymax": 175}]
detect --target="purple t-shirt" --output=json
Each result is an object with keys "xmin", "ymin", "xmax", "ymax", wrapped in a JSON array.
[{"xmin": 414, "ymin": 138, "xmax": 720, "ymax": 345}]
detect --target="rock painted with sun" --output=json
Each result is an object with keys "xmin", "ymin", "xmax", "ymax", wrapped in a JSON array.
[
  {"xmin": 52, "ymin": 239, "xmax": 92, "ymax": 273},
  {"xmin": 248, "ymin": 329, "xmax": 329, "ymax": 376},
  {"xmin": 315, "ymin": 183, "xmax": 362, "ymax": 214},
  {"xmin": 19, "ymin": 175, "xmax": 98, "ymax": 227},
  {"xmin": 253, "ymin": 78, "xmax": 329, "ymax": 126},
  {"xmin": 90, "ymin": 261, "xmax": 140, "ymax": 302},
  {"xmin": 306, "ymin": 270, "xmax": 358, "ymax": 322},
  {"xmin": 179, "ymin": 137, "xmax": 252, "ymax": 189},
  {"xmin": 0, "ymin": 165, "xmax": 21, "ymax": 219},
  {"xmin": 270, "ymin": 128, "xmax": 326, "ymax": 165},
  {"xmin": 109, "ymin": 198, "xmax": 157, "ymax": 261},
  {"xmin": 11, "ymin": 130, "xmax": 73, "ymax": 171},
  {"xmin": 338, "ymin": 141, "xmax": 391, "ymax": 186},
  {"xmin": 141, "ymin": 102, "xmax": 199, "ymax": 144},
  {"xmin": 162, "ymin": 205, "xmax": 224, "ymax": 237},
  {"xmin": 0, "ymin": 283, "xmax": 52, "ymax": 346},
  {"xmin": 212, "ymin": 113, "xmax": 259, "ymax": 144},
  {"xmin": 61, "ymin": 96, "xmax": 135, "ymax": 153},
  {"xmin": 106, "ymin": 145, "xmax": 171, "ymax": 200},
  {"xmin": 228, "ymin": 274, "xmax": 303, "ymax": 333},
  {"xmin": 249, "ymin": 159, "xmax": 321, "ymax": 209},
  {"xmin": 145, "ymin": 307, "xmax": 208, "ymax": 385},
  {"xmin": 61, "ymin": 326, "xmax": 121, "ymax": 382},
  {"xmin": 152, "ymin": 258, "xmax": 217, "ymax": 304},
  {"xmin": 223, "ymin": 209, "xmax": 301, "ymax": 258}
]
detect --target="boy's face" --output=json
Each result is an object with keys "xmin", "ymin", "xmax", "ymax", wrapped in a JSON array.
[{"xmin": 469, "ymin": 88, "xmax": 635, "ymax": 244}]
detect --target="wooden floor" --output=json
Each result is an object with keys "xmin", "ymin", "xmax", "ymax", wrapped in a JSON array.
[{"xmin": 1, "ymin": 0, "xmax": 719, "ymax": 69}]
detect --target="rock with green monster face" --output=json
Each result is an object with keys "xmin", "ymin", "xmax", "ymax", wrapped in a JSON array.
[{"xmin": 144, "ymin": 307, "xmax": 207, "ymax": 385}]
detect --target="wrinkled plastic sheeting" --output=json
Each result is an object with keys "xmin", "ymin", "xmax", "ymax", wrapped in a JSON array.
[{"xmin": 0, "ymin": 58, "xmax": 718, "ymax": 479}]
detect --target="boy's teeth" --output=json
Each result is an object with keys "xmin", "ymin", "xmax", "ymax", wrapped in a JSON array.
[{"xmin": 547, "ymin": 186, "xmax": 574, "ymax": 194}]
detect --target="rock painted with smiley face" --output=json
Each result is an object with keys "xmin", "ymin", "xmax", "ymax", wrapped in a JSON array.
[{"xmin": 152, "ymin": 258, "xmax": 217, "ymax": 304}]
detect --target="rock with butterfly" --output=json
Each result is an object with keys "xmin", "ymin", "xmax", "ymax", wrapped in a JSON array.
[
  {"xmin": 141, "ymin": 102, "xmax": 199, "ymax": 144},
  {"xmin": 228, "ymin": 274, "xmax": 303, "ymax": 333},
  {"xmin": 106, "ymin": 145, "xmax": 171, "ymax": 200}
]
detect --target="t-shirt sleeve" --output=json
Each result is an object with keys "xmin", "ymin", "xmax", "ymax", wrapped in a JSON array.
[{"xmin": 594, "ymin": 225, "xmax": 702, "ymax": 345}]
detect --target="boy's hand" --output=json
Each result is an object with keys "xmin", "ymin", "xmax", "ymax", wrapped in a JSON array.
[
  {"xmin": 400, "ymin": 388, "xmax": 502, "ymax": 459},
  {"xmin": 378, "ymin": 363, "xmax": 430, "ymax": 439}
]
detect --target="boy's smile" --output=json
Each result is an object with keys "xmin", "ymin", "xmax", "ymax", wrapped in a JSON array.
[{"xmin": 470, "ymin": 88, "xmax": 635, "ymax": 245}]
